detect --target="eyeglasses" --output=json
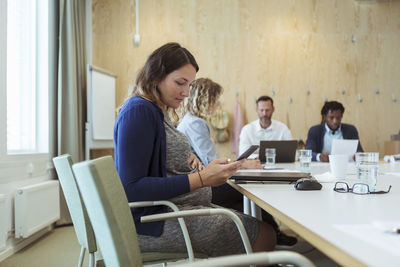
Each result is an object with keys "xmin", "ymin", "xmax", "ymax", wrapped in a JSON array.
[{"xmin": 333, "ymin": 182, "xmax": 392, "ymax": 195}]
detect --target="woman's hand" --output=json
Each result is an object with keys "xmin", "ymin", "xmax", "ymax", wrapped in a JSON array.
[
  {"xmin": 188, "ymin": 152, "xmax": 204, "ymax": 171},
  {"xmin": 241, "ymin": 159, "xmax": 263, "ymax": 169},
  {"xmin": 198, "ymin": 158, "xmax": 244, "ymax": 187}
]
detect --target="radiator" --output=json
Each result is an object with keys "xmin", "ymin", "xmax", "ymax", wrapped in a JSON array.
[{"xmin": 14, "ymin": 181, "xmax": 60, "ymax": 238}]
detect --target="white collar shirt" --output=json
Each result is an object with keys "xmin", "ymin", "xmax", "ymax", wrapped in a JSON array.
[
  {"xmin": 322, "ymin": 123, "xmax": 343, "ymax": 153},
  {"xmin": 238, "ymin": 119, "xmax": 293, "ymax": 157}
]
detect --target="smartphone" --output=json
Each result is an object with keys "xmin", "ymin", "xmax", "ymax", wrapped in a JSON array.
[{"xmin": 235, "ymin": 145, "xmax": 259, "ymax": 161}]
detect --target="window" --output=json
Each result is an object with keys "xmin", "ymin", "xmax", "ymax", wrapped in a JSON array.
[
  {"xmin": 7, "ymin": 0, "xmax": 48, "ymax": 154},
  {"xmin": 0, "ymin": 0, "xmax": 49, "ymax": 182}
]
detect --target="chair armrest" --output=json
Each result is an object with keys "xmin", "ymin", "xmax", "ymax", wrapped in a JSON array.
[
  {"xmin": 128, "ymin": 200, "xmax": 194, "ymax": 261},
  {"xmin": 128, "ymin": 200, "xmax": 179, "ymax": 211},
  {"xmin": 180, "ymin": 251, "xmax": 315, "ymax": 267},
  {"xmin": 141, "ymin": 208, "xmax": 252, "ymax": 254}
]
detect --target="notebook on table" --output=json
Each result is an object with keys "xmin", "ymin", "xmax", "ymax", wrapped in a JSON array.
[
  {"xmin": 259, "ymin": 140, "xmax": 298, "ymax": 163},
  {"xmin": 231, "ymin": 169, "xmax": 310, "ymax": 182}
]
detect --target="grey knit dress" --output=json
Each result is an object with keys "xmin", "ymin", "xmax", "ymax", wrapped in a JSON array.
[{"xmin": 137, "ymin": 113, "xmax": 259, "ymax": 257}]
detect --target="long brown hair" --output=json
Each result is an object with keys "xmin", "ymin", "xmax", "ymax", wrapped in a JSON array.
[
  {"xmin": 118, "ymin": 42, "xmax": 199, "ymax": 115},
  {"xmin": 184, "ymin": 78, "xmax": 223, "ymax": 120}
]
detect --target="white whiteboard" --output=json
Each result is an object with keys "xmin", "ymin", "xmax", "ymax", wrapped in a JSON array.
[
  {"xmin": 89, "ymin": 66, "xmax": 116, "ymax": 140},
  {"xmin": 86, "ymin": 65, "xmax": 116, "ymax": 159}
]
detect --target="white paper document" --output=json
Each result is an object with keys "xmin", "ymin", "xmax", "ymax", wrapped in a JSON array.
[
  {"xmin": 313, "ymin": 172, "xmax": 337, "ymax": 183},
  {"xmin": 331, "ymin": 139, "xmax": 358, "ymax": 156},
  {"xmin": 334, "ymin": 221, "xmax": 400, "ymax": 257}
]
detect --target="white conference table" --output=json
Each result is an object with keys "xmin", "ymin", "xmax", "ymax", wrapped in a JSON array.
[{"xmin": 228, "ymin": 162, "xmax": 400, "ymax": 267}]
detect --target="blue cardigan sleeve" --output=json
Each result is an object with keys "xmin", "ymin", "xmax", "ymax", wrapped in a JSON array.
[{"xmin": 114, "ymin": 102, "xmax": 190, "ymax": 202}]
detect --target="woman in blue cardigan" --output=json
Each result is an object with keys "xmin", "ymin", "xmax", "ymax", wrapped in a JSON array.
[{"xmin": 114, "ymin": 43, "xmax": 276, "ymax": 256}]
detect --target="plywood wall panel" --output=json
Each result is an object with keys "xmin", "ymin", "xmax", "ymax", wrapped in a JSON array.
[{"xmin": 92, "ymin": 0, "xmax": 400, "ymax": 158}]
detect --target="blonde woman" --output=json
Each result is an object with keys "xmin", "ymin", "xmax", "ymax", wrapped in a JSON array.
[
  {"xmin": 177, "ymin": 78, "xmax": 222, "ymax": 165},
  {"xmin": 178, "ymin": 78, "xmax": 262, "ymax": 168}
]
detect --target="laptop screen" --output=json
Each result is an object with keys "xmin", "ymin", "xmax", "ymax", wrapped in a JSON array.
[{"xmin": 259, "ymin": 140, "xmax": 298, "ymax": 163}]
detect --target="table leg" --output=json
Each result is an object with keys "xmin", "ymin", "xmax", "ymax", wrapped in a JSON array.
[
  {"xmin": 243, "ymin": 196, "xmax": 251, "ymax": 215},
  {"xmin": 251, "ymin": 201, "xmax": 262, "ymax": 220}
]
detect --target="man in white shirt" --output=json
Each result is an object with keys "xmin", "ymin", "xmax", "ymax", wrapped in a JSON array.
[
  {"xmin": 237, "ymin": 95, "xmax": 297, "ymax": 247},
  {"xmin": 239, "ymin": 96, "xmax": 293, "ymax": 157}
]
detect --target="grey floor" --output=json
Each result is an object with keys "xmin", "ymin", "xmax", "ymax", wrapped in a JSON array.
[{"xmin": 0, "ymin": 225, "xmax": 339, "ymax": 267}]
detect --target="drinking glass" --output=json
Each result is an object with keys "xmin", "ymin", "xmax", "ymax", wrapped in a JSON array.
[
  {"xmin": 265, "ymin": 148, "xmax": 276, "ymax": 167},
  {"xmin": 355, "ymin": 152, "xmax": 379, "ymax": 192},
  {"xmin": 298, "ymin": 149, "xmax": 312, "ymax": 173}
]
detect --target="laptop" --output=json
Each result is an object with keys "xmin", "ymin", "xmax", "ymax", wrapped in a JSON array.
[
  {"xmin": 231, "ymin": 170, "xmax": 309, "ymax": 182},
  {"xmin": 259, "ymin": 140, "xmax": 298, "ymax": 163}
]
